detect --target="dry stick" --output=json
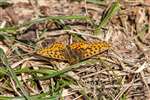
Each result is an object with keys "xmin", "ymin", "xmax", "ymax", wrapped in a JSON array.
[
  {"xmin": 114, "ymin": 78, "xmax": 134, "ymax": 100},
  {"xmin": 140, "ymin": 71, "xmax": 150, "ymax": 98},
  {"xmin": 65, "ymin": 30, "xmax": 102, "ymax": 39}
]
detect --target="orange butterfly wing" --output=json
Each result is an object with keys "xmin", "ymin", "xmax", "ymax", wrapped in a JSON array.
[
  {"xmin": 69, "ymin": 41, "xmax": 111, "ymax": 60},
  {"xmin": 36, "ymin": 43, "xmax": 68, "ymax": 61}
]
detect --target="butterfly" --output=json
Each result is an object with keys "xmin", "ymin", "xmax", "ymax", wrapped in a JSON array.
[{"xmin": 36, "ymin": 41, "xmax": 111, "ymax": 64}]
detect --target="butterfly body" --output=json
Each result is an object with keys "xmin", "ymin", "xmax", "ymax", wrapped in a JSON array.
[{"xmin": 36, "ymin": 41, "xmax": 111, "ymax": 64}]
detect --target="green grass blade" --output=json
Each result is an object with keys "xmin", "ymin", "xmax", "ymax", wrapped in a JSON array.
[
  {"xmin": 34, "ymin": 59, "xmax": 99, "ymax": 80},
  {"xmin": 20, "ymin": 15, "xmax": 90, "ymax": 27},
  {"xmin": 137, "ymin": 24, "xmax": 149, "ymax": 39},
  {"xmin": 0, "ymin": 15, "xmax": 89, "ymax": 33},
  {"xmin": 0, "ymin": 48, "xmax": 31, "ymax": 100},
  {"xmin": 94, "ymin": 2, "xmax": 120, "ymax": 35},
  {"xmin": 0, "ymin": 27, "xmax": 17, "ymax": 33},
  {"xmin": 86, "ymin": 0, "xmax": 106, "ymax": 5}
]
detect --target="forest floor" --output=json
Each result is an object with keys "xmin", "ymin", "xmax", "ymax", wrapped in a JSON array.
[{"xmin": 0, "ymin": 0, "xmax": 150, "ymax": 100}]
